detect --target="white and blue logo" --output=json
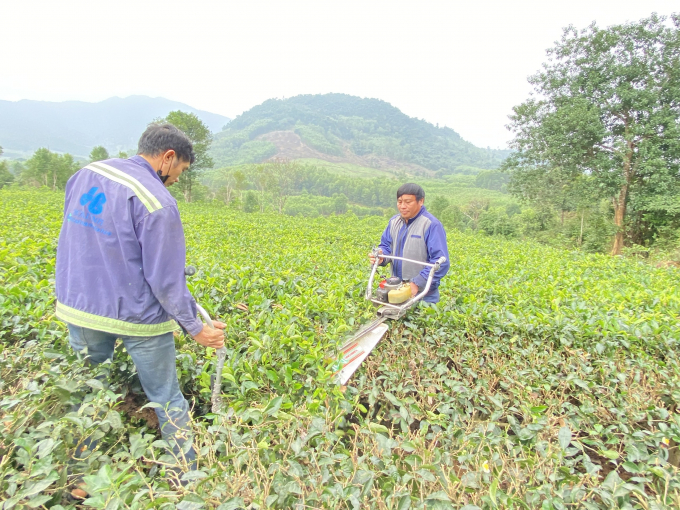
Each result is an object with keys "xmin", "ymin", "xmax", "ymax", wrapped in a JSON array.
[
  {"xmin": 80, "ymin": 187, "xmax": 107, "ymax": 214},
  {"xmin": 67, "ymin": 187, "xmax": 111, "ymax": 236}
]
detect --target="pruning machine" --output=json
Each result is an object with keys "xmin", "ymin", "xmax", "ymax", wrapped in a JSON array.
[
  {"xmin": 185, "ymin": 266, "xmax": 228, "ymax": 413},
  {"xmin": 334, "ymin": 249, "xmax": 447, "ymax": 386},
  {"xmin": 186, "ymin": 250, "xmax": 445, "ymax": 410}
]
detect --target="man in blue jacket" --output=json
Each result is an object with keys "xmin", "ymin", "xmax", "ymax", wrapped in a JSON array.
[
  {"xmin": 55, "ymin": 124, "xmax": 224, "ymax": 467},
  {"xmin": 369, "ymin": 183, "xmax": 450, "ymax": 303}
]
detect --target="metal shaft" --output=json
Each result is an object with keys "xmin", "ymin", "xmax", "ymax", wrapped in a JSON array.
[{"xmin": 196, "ymin": 302, "xmax": 227, "ymax": 413}]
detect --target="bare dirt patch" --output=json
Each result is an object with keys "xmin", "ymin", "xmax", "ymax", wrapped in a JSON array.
[
  {"xmin": 258, "ymin": 130, "xmax": 433, "ymax": 176},
  {"xmin": 118, "ymin": 393, "xmax": 159, "ymax": 429}
]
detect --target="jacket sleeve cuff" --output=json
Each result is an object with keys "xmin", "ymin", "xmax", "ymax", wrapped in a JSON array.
[
  {"xmin": 182, "ymin": 317, "xmax": 204, "ymax": 337},
  {"xmin": 412, "ymin": 274, "xmax": 427, "ymax": 290}
]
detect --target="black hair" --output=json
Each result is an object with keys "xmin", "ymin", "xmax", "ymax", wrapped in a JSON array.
[
  {"xmin": 137, "ymin": 123, "xmax": 195, "ymax": 164},
  {"xmin": 397, "ymin": 183, "xmax": 425, "ymax": 201}
]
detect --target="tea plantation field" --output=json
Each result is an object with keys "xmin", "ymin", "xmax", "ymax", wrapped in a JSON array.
[{"xmin": 2, "ymin": 189, "xmax": 680, "ymax": 509}]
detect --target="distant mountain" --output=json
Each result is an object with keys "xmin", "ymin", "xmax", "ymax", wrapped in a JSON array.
[
  {"xmin": 0, "ymin": 96, "xmax": 230, "ymax": 157},
  {"xmin": 211, "ymin": 93, "xmax": 510, "ymax": 174}
]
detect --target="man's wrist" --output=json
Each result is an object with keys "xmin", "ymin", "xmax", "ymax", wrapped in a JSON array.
[{"xmin": 183, "ymin": 317, "xmax": 204, "ymax": 337}]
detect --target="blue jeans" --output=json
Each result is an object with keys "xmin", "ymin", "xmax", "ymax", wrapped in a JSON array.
[{"xmin": 67, "ymin": 324, "xmax": 196, "ymax": 465}]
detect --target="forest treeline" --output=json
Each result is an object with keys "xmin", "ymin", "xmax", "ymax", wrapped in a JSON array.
[
  {"xmin": 0, "ymin": 145, "xmax": 128, "ymax": 191},
  {"xmin": 0, "ymin": 142, "xmax": 512, "ymax": 221},
  {"xmin": 200, "ymin": 160, "xmax": 618, "ymax": 254},
  {"xmin": 203, "ymin": 161, "xmax": 397, "ymax": 216}
]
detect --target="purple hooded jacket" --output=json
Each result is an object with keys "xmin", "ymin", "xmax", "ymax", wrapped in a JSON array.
[{"xmin": 55, "ymin": 156, "xmax": 203, "ymax": 337}]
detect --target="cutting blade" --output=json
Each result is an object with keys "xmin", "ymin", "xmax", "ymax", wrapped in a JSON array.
[{"xmin": 335, "ymin": 317, "xmax": 389, "ymax": 385}]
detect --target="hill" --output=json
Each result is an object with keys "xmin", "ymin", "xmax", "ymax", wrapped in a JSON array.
[
  {"xmin": 0, "ymin": 96, "xmax": 230, "ymax": 158},
  {"xmin": 210, "ymin": 93, "xmax": 510, "ymax": 174}
]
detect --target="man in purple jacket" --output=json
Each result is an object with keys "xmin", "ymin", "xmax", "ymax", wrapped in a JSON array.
[
  {"xmin": 369, "ymin": 183, "xmax": 450, "ymax": 303},
  {"xmin": 56, "ymin": 124, "xmax": 224, "ymax": 467}
]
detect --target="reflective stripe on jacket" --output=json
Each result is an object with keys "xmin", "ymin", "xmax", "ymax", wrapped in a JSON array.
[
  {"xmin": 378, "ymin": 206, "xmax": 450, "ymax": 303},
  {"xmin": 55, "ymin": 156, "xmax": 203, "ymax": 336}
]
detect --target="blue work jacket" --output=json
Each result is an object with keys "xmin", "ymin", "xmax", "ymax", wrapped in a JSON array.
[
  {"xmin": 55, "ymin": 156, "xmax": 202, "ymax": 337},
  {"xmin": 378, "ymin": 206, "xmax": 450, "ymax": 303}
]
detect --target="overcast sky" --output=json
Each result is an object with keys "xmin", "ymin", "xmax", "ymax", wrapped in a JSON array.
[{"xmin": 1, "ymin": 0, "xmax": 677, "ymax": 149}]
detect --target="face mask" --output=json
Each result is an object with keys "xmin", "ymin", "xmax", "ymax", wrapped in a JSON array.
[
  {"xmin": 156, "ymin": 170, "xmax": 170, "ymax": 184},
  {"xmin": 156, "ymin": 155, "xmax": 174, "ymax": 184}
]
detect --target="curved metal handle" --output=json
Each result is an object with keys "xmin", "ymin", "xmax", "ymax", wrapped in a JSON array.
[
  {"xmin": 366, "ymin": 248, "xmax": 382, "ymax": 300},
  {"xmin": 379, "ymin": 254, "xmax": 446, "ymax": 269},
  {"xmin": 195, "ymin": 303, "xmax": 215, "ymax": 329}
]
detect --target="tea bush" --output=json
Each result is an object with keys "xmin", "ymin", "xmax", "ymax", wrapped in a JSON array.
[{"xmin": 1, "ymin": 189, "xmax": 680, "ymax": 509}]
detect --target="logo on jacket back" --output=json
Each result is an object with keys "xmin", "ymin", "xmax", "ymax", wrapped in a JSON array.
[
  {"xmin": 67, "ymin": 186, "xmax": 111, "ymax": 236},
  {"xmin": 80, "ymin": 187, "xmax": 106, "ymax": 214}
]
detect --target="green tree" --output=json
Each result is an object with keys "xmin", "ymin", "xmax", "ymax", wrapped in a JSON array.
[
  {"xmin": 479, "ymin": 208, "xmax": 516, "ymax": 237},
  {"xmin": 474, "ymin": 170, "xmax": 510, "ymax": 192},
  {"xmin": 214, "ymin": 172, "xmax": 237, "ymax": 204},
  {"xmin": 0, "ymin": 161, "xmax": 13, "ymax": 189},
  {"xmin": 254, "ymin": 164, "xmax": 273, "ymax": 212},
  {"xmin": 462, "ymin": 199, "xmax": 489, "ymax": 230},
  {"xmin": 429, "ymin": 195, "xmax": 450, "ymax": 218},
  {"xmin": 506, "ymin": 165, "xmax": 597, "ymax": 229},
  {"xmin": 233, "ymin": 170, "xmax": 247, "ymax": 200},
  {"xmin": 268, "ymin": 159, "xmax": 303, "ymax": 213},
  {"xmin": 333, "ymin": 193, "xmax": 348, "ymax": 215},
  {"xmin": 0, "ymin": 146, "xmax": 9, "ymax": 189},
  {"xmin": 161, "ymin": 111, "xmax": 213, "ymax": 202},
  {"xmin": 21, "ymin": 148, "xmax": 78, "ymax": 191},
  {"xmin": 89, "ymin": 146, "xmax": 109, "ymax": 162},
  {"xmin": 503, "ymin": 14, "xmax": 680, "ymax": 255},
  {"xmin": 205, "ymin": 168, "xmax": 249, "ymax": 205},
  {"xmin": 439, "ymin": 205, "xmax": 466, "ymax": 231},
  {"xmin": 11, "ymin": 161, "xmax": 25, "ymax": 178},
  {"xmin": 21, "ymin": 148, "xmax": 52, "ymax": 188},
  {"xmin": 243, "ymin": 190, "xmax": 259, "ymax": 213}
]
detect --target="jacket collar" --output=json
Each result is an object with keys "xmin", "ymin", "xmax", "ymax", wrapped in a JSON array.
[
  {"xmin": 401, "ymin": 205, "xmax": 427, "ymax": 226},
  {"xmin": 129, "ymin": 155, "xmax": 163, "ymax": 184}
]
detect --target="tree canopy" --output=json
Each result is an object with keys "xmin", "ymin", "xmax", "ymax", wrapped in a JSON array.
[
  {"xmin": 19, "ymin": 148, "xmax": 79, "ymax": 191},
  {"xmin": 160, "ymin": 111, "xmax": 214, "ymax": 202},
  {"xmin": 205, "ymin": 161, "xmax": 398, "ymax": 211},
  {"xmin": 89, "ymin": 146, "xmax": 109, "ymax": 163},
  {"xmin": 0, "ymin": 146, "xmax": 13, "ymax": 189},
  {"xmin": 503, "ymin": 14, "xmax": 680, "ymax": 255}
]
